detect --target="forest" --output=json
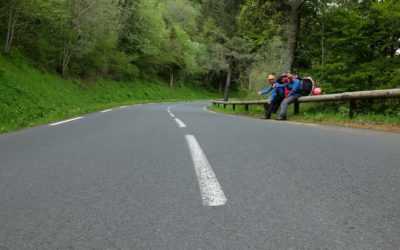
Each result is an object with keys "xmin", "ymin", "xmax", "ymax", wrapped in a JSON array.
[{"xmin": 1, "ymin": 0, "xmax": 399, "ymax": 97}]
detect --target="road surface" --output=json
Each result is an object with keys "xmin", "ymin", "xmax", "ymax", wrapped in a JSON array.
[{"xmin": 1, "ymin": 102, "xmax": 400, "ymax": 249}]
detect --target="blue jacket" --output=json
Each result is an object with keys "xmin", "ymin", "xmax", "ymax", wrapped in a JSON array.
[
  {"xmin": 259, "ymin": 86, "xmax": 274, "ymax": 96},
  {"xmin": 260, "ymin": 82, "xmax": 286, "ymax": 101},
  {"xmin": 287, "ymin": 79, "xmax": 302, "ymax": 97},
  {"xmin": 274, "ymin": 82, "xmax": 286, "ymax": 99}
]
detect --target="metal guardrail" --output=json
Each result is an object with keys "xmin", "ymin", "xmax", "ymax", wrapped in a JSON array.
[{"xmin": 212, "ymin": 88, "xmax": 400, "ymax": 118}]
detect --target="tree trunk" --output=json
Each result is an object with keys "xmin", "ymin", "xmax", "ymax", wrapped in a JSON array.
[
  {"xmin": 169, "ymin": 69, "xmax": 174, "ymax": 88},
  {"xmin": 284, "ymin": 2, "xmax": 303, "ymax": 73},
  {"xmin": 218, "ymin": 80, "xmax": 223, "ymax": 93},
  {"xmin": 223, "ymin": 66, "xmax": 232, "ymax": 101},
  {"xmin": 4, "ymin": 4, "xmax": 18, "ymax": 54},
  {"xmin": 247, "ymin": 73, "xmax": 252, "ymax": 90},
  {"xmin": 320, "ymin": 1, "xmax": 326, "ymax": 80},
  {"xmin": 62, "ymin": 45, "xmax": 71, "ymax": 77}
]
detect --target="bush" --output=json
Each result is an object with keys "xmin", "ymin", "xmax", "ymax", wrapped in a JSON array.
[{"xmin": 109, "ymin": 52, "xmax": 140, "ymax": 80}]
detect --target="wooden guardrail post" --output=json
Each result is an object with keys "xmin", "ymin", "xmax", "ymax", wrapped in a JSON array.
[
  {"xmin": 244, "ymin": 104, "xmax": 249, "ymax": 112},
  {"xmin": 223, "ymin": 104, "xmax": 226, "ymax": 109},
  {"xmin": 294, "ymin": 101, "xmax": 300, "ymax": 115},
  {"xmin": 349, "ymin": 100, "xmax": 356, "ymax": 119},
  {"xmin": 232, "ymin": 104, "xmax": 236, "ymax": 111}
]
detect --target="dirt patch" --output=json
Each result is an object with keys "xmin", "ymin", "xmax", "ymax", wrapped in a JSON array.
[{"xmin": 210, "ymin": 107, "xmax": 400, "ymax": 134}]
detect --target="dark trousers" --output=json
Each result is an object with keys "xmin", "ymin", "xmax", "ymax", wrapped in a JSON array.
[
  {"xmin": 265, "ymin": 97, "xmax": 283, "ymax": 119},
  {"xmin": 278, "ymin": 95, "xmax": 299, "ymax": 119}
]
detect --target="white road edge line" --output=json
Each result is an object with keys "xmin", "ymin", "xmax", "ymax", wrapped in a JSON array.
[
  {"xmin": 50, "ymin": 117, "xmax": 84, "ymax": 126},
  {"xmin": 203, "ymin": 106, "xmax": 217, "ymax": 114},
  {"xmin": 119, "ymin": 106, "xmax": 128, "ymax": 109},
  {"xmin": 101, "ymin": 109, "xmax": 113, "ymax": 113},
  {"xmin": 174, "ymin": 118, "xmax": 187, "ymax": 128},
  {"xmin": 185, "ymin": 135, "xmax": 227, "ymax": 207}
]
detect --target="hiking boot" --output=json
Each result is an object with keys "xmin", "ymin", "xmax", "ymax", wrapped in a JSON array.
[{"xmin": 276, "ymin": 116, "xmax": 287, "ymax": 121}]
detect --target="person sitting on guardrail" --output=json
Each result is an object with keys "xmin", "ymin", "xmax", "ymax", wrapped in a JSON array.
[
  {"xmin": 258, "ymin": 74, "xmax": 276, "ymax": 99},
  {"xmin": 266, "ymin": 75, "xmax": 287, "ymax": 119},
  {"xmin": 277, "ymin": 73, "xmax": 302, "ymax": 121},
  {"xmin": 258, "ymin": 74, "xmax": 286, "ymax": 119}
]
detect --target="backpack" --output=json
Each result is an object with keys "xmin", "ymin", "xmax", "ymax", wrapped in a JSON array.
[{"xmin": 300, "ymin": 77, "xmax": 314, "ymax": 96}]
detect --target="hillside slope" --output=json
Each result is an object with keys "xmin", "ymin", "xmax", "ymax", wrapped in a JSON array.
[{"xmin": 0, "ymin": 56, "xmax": 216, "ymax": 133}]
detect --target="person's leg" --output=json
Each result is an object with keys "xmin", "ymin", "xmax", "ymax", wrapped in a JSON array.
[
  {"xmin": 278, "ymin": 96, "xmax": 297, "ymax": 120},
  {"xmin": 265, "ymin": 101, "xmax": 276, "ymax": 119},
  {"xmin": 273, "ymin": 97, "xmax": 283, "ymax": 113}
]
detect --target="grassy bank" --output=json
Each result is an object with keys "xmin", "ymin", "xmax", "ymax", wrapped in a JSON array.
[
  {"xmin": 0, "ymin": 56, "xmax": 218, "ymax": 133},
  {"xmin": 210, "ymin": 102, "xmax": 400, "ymax": 133}
]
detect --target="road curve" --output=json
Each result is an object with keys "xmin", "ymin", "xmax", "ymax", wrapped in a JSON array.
[{"xmin": 1, "ymin": 102, "xmax": 400, "ymax": 249}]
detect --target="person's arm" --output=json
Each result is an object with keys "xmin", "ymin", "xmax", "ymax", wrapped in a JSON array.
[
  {"xmin": 258, "ymin": 86, "xmax": 273, "ymax": 96},
  {"xmin": 289, "ymin": 80, "xmax": 302, "ymax": 96}
]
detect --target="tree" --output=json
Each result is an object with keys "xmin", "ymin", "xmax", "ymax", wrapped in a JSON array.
[
  {"xmin": 240, "ymin": 0, "xmax": 306, "ymax": 72},
  {"xmin": 284, "ymin": 0, "xmax": 305, "ymax": 72},
  {"xmin": 223, "ymin": 37, "xmax": 254, "ymax": 101},
  {"xmin": 58, "ymin": 0, "xmax": 121, "ymax": 77},
  {"xmin": 1, "ymin": 0, "xmax": 33, "ymax": 54},
  {"xmin": 3, "ymin": 0, "xmax": 19, "ymax": 54}
]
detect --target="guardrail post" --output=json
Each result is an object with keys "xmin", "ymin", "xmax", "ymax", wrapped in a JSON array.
[
  {"xmin": 349, "ymin": 100, "xmax": 356, "ymax": 119},
  {"xmin": 294, "ymin": 101, "xmax": 300, "ymax": 115},
  {"xmin": 245, "ymin": 104, "xmax": 249, "ymax": 112},
  {"xmin": 223, "ymin": 104, "xmax": 226, "ymax": 109},
  {"xmin": 232, "ymin": 104, "xmax": 236, "ymax": 111}
]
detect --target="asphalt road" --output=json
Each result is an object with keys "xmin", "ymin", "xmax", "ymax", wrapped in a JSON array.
[{"xmin": 1, "ymin": 102, "xmax": 400, "ymax": 250}]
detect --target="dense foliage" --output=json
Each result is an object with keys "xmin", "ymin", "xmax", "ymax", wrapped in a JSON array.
[
  {"xmin": 240, "ymin": 0, "xmax": 400, "ymax": 93},
  {"xmin": 1, "ymin": 0, "xmax": 399, "ymax": 95}
]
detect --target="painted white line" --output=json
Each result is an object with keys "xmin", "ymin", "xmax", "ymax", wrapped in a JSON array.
[
  {"xmin": 204, "ymin": 106, "xmax": 217, "ymax": 114},
  {"xmin": 167, "ymin": 106, "xmax": 176, "ymax": 118},
  {"xmin": 119, "ymin": 106, "xmax": 128, "ymax": 109},
  {"xmin": 174, "ymin": 118, "xmax": 187, "ymax": 128},
  {"xmin": 50, "ymin": 117, "xmax": 83, "ymax": 126},
  {"xmin": 185, "ymin": 135, "xmax": 227, "ymax": 207},
  {"xmin": 101, "ymin": 109, "xmax": 113, "ymax": 113}
]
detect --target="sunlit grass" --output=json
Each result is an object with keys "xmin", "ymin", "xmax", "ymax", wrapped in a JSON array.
[{"xmin": 0, "ymin": 56, "xmax": 218, "ymax": 133}]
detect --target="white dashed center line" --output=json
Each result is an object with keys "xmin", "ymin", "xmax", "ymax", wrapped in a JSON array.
[
  {"xmin": 174, "ymin": 118, "xmax": 187, "ymax": 128},
  {"xmin": 167, "ymin": 107, "xmax": 186, "ymax": 128},
  {"xmin": 167, "ymin": 107, "xmax": 175, "ymax": 118},
  {"xmin": 50, "ymin": 117, "xmax": 84, "ymax": 126},
  {"xmin": 185, "ymin": 135, "xmax": 227, "ymax": 207}
]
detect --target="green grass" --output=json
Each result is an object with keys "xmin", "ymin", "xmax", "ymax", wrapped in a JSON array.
[
  {"xmin": 0, "ymin": 55, "xmax": 218, "ymax": 133},
  {"xmin": 210, "ymin": 102, "xmax": 400, "ymax": 131}
]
